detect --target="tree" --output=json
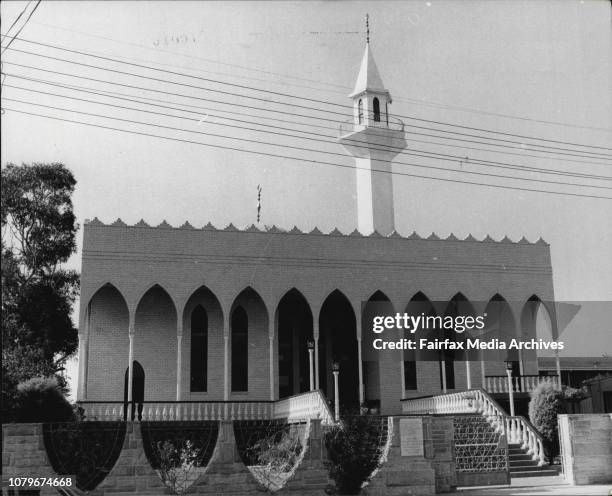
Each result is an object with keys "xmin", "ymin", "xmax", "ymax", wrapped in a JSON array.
[
  {"xmin": 1, "ymin": 163, "xmax": 79, "ymax": 417},
  {"xmin": 528, "ymin": 382, "xmax": 567, "ymax": 461}
]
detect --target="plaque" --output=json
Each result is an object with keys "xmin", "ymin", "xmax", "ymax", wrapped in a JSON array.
[{"xmin": 400, "ymin": 418, "xmax": 424, "ymax": 456}]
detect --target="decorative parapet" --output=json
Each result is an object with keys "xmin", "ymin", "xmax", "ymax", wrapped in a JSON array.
[{"xmin": 83, "ymin": 218, "xmax": 549, "ymax": 245}]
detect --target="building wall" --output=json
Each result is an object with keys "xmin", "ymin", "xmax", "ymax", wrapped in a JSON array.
[{"xmin": 80, "ymin": 221, "xmax": 555, "ymax": 412}]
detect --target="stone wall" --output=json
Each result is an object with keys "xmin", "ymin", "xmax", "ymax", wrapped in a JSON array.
[
  {"xmin": 2, "ymin": 424, "xmax": 73, "ymax": 496},
  {"xmin": 558, "ymin": 413, "xmax": 612, "ymax": 485}
]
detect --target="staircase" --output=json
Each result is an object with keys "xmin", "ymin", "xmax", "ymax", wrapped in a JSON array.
[
  {"xmin": 508, "ymin": 443, "xmax": 558, "ymax": 478},
  {"xmin": 401, "ymin": 388, "xmax": 550, "ymax": 475}
]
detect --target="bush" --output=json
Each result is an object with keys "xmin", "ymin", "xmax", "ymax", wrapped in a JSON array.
[
  {"xmin": 528, "ymin": 382, "xmax": 566, "ymax": 461},
  {"xmin": 324, "ymin": 416, "xmax": 386, "ymax": 495},
  {"xmin": 13, "ymin": 376, "xmax": 75, "ymax": 422}
]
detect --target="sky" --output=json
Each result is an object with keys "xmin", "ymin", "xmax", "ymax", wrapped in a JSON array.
[{"xmin": 1, "ymin": 1, "xmax": 611, "ymax": 396}]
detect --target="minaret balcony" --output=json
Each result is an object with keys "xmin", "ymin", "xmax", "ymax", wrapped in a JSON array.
[{"xmin": 338, "ymin": 114, "xmax": 405, "ymax": 138}]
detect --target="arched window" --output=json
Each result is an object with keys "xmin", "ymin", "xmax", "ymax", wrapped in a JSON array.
[
  {"xmin": 190, "ymin": 305, "xmax": 208, "ymax": 392},
  {"xmin": 358, "ymin": 99, "xmax": 363, "ymax": 124},
  {"xmin": 385, "ymin": 102, "xmax": 389, "ymax": 125},
  {"xmin": 373, "ymin": 97, "xmax": 381, "ymax": 122},
  {"xmin": 231, "ymin": 306, "xmax": 248, "ymax": 391}
]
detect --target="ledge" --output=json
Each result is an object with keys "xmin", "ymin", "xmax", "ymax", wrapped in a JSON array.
[{"xmin": 83, "ymin": 218, "xmax": 549, "ymax": 246}]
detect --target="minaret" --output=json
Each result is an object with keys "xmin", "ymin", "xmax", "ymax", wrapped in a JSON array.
[{"xmin": 338, "ymin": 16, "xmax": 406, "ymax": 235}]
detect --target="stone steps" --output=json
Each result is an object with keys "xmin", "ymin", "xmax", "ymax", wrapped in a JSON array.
[{"xmin": 508, "ymin": 443, "xmax": 558, "ymax": 479}]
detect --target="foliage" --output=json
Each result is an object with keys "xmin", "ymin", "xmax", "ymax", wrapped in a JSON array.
[
  {"xmin": 324, "ymin": 416, "xmax": 385, "ymax": 495},
  {"xmin": 247, "ymin": 428, "xmax": 303, "ymax": 491},
  {"xmin": 528, "ymin": 381, "xmax": 567, "ymax": 460},
  {"xmin": 155, "ymin": 440, "xmax": 201, "ymax": 495},
  {"xmin": 13, "ymin": 376, "xmax": 76, "ymax": 423},
  {"xmin": 1, "ymin": 163, "xmax": 79, "ymax": 419}
]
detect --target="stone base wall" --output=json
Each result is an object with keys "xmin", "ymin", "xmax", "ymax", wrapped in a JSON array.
[
  {"xmin": 1, "ymin": 424, "xmax": 74, "ymax": 496},
  {"xmin": 424, "ymin": 416, "xmax": 456, "ymax": 493},
  {"xmin": 456, "ymin": 471, "xmax": 509, "ymax": 486},
  {"xmin": 558, "ymin": 413, "xmax": 612, "ymax": 485}
]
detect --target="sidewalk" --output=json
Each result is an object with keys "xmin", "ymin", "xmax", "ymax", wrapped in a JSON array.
[{"xmin": 455, "ymin": 475, "xmax": 612, "ymax": 496}]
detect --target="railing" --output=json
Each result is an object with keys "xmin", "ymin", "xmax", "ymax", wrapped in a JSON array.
[
  {"xmin": 485, "ymin": 375, "xmax": 560, "ymax": 394},
  {"xmin": 78, "ymin": 401, "xmax": 273, "ymax": 422},
  {"xmin": 77, "ymin": 390, "xmax": 336, "ymax": 426},
  {"xmin": 272, "ymin": 390, "xmax": 336, "ymax": 426},
  {"xmin": 401, "ymin": 388, "xmax": 547, "ymax": 465},
  {"xmin": 338, "ymin": 114, "xmax": 404, "ymax": 136}
]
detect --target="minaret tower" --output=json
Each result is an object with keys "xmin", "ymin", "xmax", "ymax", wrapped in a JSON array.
[{"xmin": 338, "ymin": 16, "xmax": 406, "ymax": 235}]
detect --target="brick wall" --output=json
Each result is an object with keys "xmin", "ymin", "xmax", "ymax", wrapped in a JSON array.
[{"xmin": 80, "ymin": 223, "xmax": 554, "ymax": 411}]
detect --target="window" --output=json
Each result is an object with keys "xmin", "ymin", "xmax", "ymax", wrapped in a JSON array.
[
  {"xmin": 231, "ymin": 306, "xmax": 248, "ymax": 391},
  {"xmin": 190, "ymin": 305, "xmax": 208, "ymax": 392},
  {"xmin": 358, "ymin": 99, "xmax": 363, "ymax": 124},
  {"xmin": 404, "ymin": 360, "xmax": 417, "ymax": 390},
  {"xmin": 385, "ymin": 102, "xmax": 389, "ymax": 125},
  {"xmin": 373, "ymin": 97, "xmax": 380, "ymax": 122}
]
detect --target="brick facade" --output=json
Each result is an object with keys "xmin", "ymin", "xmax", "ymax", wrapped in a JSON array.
[{"xmin": 80, "ymin": 221, "xmax": 554, "ymax": 414}]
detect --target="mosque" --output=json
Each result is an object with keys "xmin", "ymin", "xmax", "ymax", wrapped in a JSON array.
[{"xmin": 76, "ymin": 38, "xmax": 557, "ymax": 418}]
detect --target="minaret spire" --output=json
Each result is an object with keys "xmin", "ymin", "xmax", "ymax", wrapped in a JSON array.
[{"xmin": 366, "ymin": 14, "xmax": 370, "ymax": 44}]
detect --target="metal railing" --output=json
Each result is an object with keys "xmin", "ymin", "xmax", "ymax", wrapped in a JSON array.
[
  {"xmin": 485, "ymin": 374, "xmax": 560, "ymax": 394},
  {"xmin": 338, "ymin": 114, "xmax": 404, "ymax": 136}
]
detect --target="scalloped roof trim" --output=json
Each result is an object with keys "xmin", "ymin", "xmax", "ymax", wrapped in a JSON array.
[{"xmin": 83, "ymin": 219, "xmax": 545, "ymax": 245}]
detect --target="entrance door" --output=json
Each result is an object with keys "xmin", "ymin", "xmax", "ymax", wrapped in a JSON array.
[{"xmin": 124, "ymin": 361, "xmax": 145, "ymax": 420}]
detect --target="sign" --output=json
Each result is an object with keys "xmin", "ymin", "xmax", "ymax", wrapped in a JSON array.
[{"xmin": 399, "ymin": 418, "xmax": 423, "ymax": 456}]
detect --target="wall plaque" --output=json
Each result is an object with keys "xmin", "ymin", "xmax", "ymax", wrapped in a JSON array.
[{"xmin": 399, "ymin": 418, "xmax": 424, "ymax": 457}]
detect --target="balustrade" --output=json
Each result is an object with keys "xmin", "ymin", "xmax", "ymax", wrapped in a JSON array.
[{"xmin": 484, "ymin": 374, "xmax": 559, "ymax": 393}]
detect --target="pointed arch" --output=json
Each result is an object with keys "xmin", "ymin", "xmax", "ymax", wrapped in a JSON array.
[
  {"xmin": 230, "ymin": 287, "xmax": 268, "ymax": 393},
  {"xmin": 404, "ymin": 292, "xmax": 438, "ymax": 391},
  {"xmin": 135, "ymin": 284, "xmax": 177, "ymax": 398},
  {"xmin": 183, "ymin": 285, "xmax": 223, "ymax": 394},
  {"xmin": 441, "ymin": 293, "xmax": 476, "ymax": 390},
  {"xmin": 373, "ymin": 97, "xmax": 381, "ymax": 122},
  {"xmin": 358, "ymin": 98, "xmax": 364, "ymax": 124},
  {"xmin": 319, "ymin": 290, "xmax": 358, "ymax": 409},
  {"xmin": 86, "ymin": 283, "xmax": 129, "ymax": 401},
  {"xmin": 276, "ymin": 288, "xmax": 314, "ymax": 398}
]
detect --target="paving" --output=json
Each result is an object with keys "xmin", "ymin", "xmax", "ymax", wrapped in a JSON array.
[{"xmin": 455, "ymin": 475, "xmax": 612, "ymax": 495}]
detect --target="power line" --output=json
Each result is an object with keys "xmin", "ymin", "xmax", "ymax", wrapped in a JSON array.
[
  {"xmin": 1, "ymin": 1, "xmax": 32, "ymax": 44},
  {"xmin": 21, "ymin": 70, "xmax": 604, "ymax": 168},
  {"xmin": 3, "ymin": 57, "xmax": 611, "ymax": 163},
  {"xmin": 4, "ymin": 96, "xmax": 612, "ymax": 195},
  {"xmin": 28, "ymin": 18, "xmax": 612, "ymax": 133},
  {"xmin": 7, "ymin": 35, "xmax": 612, "ymax": 149},
  {"xmin": 0, "ymin": 2, "xmax": 41, "ymax": 55},
  {"xmin": 3, "ymin": 39, "xmax": 612, "ymax": 156},
  {"xmin": 5, "ymin": 79, "xmax": 611, "ymax": 183},
  {"xmin": 4, "ymin": 105, "xmax": 610, "ymax": 201}
]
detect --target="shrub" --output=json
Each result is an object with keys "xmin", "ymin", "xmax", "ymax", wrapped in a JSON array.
[
  {"xmin": 528, "ymin": 382, "xmax": 566, "ymax": 461},
  {"xmin": 324, "ymin": 416, "xmax": 386, "ymax": 495},
  {"xmin": 155, "ymin": 440, "xmax": 201, "ymax": 495},
  {"xmin": 13, "ymin": 376, "xmax": 75, "ymax": 422}
]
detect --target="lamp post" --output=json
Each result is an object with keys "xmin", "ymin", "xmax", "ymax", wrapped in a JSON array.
[
  {"xmin": 505, "ymin": 361, "xmax": 515, "ymax": 416},
  {"xmin": 307, "ymin": 339, "xmax": 315, "ymax": 391},
  {"xmin": 332, "ymin": 361, "xmax": 340, "ymax": 421}
]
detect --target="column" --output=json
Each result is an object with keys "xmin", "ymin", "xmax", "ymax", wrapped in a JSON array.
[
  {"xmin": 441, "ymin": 360, "xmax": 447, "ymax": 393},
  {"xmin": 313, "ymin": 321, "xmax": 320, "ymax": 390},
  {"xmin": 466, "ymin": 361, "xmax": 472, "ymax": 390},
  {"xmin": 77, "ymin": 305, "xmax": 90, "ymax": 401},
  {"xmin": 223, "ymin": 311, "xmax": 230, "ymax": 401},
  {"xmin": 480, "ymin": 358, "xmax": 486, "ymax": 390},
  {"xmin": 127, "ymin": 312, "xmax": 135, "ymax": 403},
  {"xmin": 176, "ymin": 315, "xmax": 183, "ymax": 401},
  {"xmin": 269, "ymin": 333, "xmax": 274, "ymax": 401},
  {"xmin": 400, "ymin": 349, "xmax": 406, "ymax": 400},
  {"xmin": 356, "ymin": 314, "xmax": 365, "ymax": 404}
]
